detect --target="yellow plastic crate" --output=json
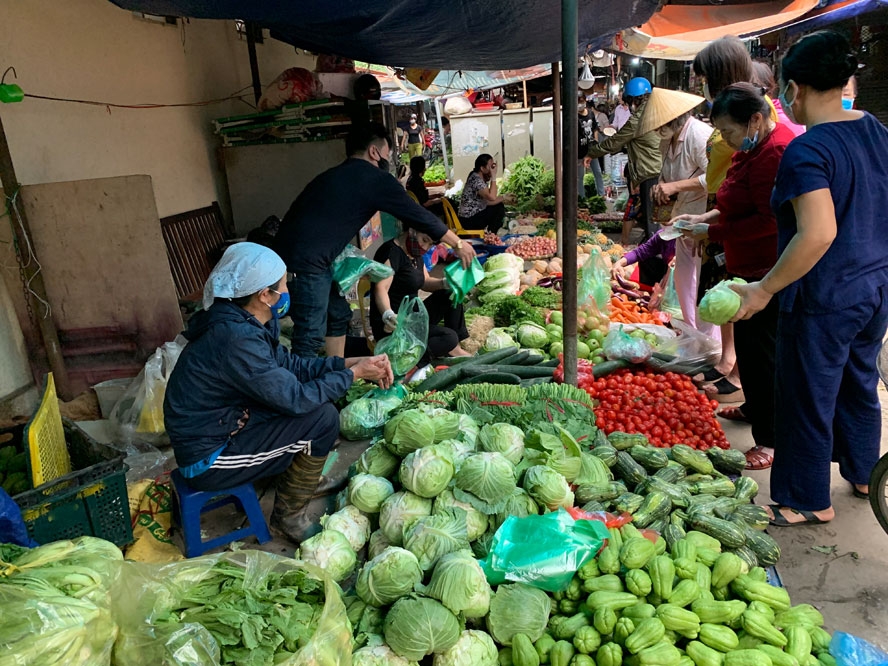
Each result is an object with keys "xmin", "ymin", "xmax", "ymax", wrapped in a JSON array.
[{"xmin": 24, "ymin": 373, "xmax": 72, "ymax": 486}]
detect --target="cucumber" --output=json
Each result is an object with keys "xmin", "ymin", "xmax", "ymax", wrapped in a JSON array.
[
  {"xmin": 437, "ymin": 355, "xmax": 479, "ymax": 367},
  {"xmin": 499, "ymin": 350, "xmax": 531, "ymax": 365},
  {"xmin": 414, "ymin": 347, "xmax": 518, "ymax": 391},
  {"xmin": 463, "ymin": 365, "xmax": 554, "ymax": 379},
  {"xmin": 539, "ymin": 359, "xmax": 560, "ymax": 367},
  {"xmin": 458, "ymin": 372, "xmax": 522, "ymax": 385},
  {"xmin": 592, "ymin": 360, "xmax": 630, "ymax": 378}
]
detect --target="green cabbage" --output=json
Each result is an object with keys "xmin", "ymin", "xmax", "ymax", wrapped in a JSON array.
[
  {"xmin": 298, "ymin": 529, "xmax": 357, "ymax": 582},
  {"xmin": 353, "ymin": 645, "xmax": 419, "ymax": 666},
  {"xmin": 522, "ymin": 465, "xmax": 575, "ymax": 511},
  {"xmin": 428, "ymin": 409, "xmax": 462, "ymax": 443},
  {"xmin": 699, "ymin": 277, "xmax": 747, "ymax": 325},
  {"xmin": 484, "ymin": 253, "xmax": 524, "ymax": 273},
  {"xmin": 399, "ymin": 445, "xmax": 455, "ymax": 498},
  {"xmin": 432, "ymin": 630, "xmax": 498, "ymax": 666},
  {"xmin": 483, "ymin": 327, "xmax": 518, "ymax": 351},
  {"xmin": 384, "ymin": 410, "xmax": 436, "ymax": 456},
  {"xmin": 453, "ymin": 452, "xmax": 517, "ymax": 514},
  {"xmin": 404, "ymin": 508, "xmax": 470, "ymax": 571},
  {"xmin": 368, "ymin": 529, "xmax": 394, "ymax": 560},
  {"xmin": 379, "ymin": 491, "xmax": 433, "ymax": 546},
  {"xmin": 456, "ymin": 413, "xmax": 479, "ymax": 446},
  {"xmin": 384, "ymin": 596, "xmax": 461, "ymax": 661},
  {"xmin": 356, "ymin": 442, "xmax": 400, "ymax": 478},
  {"xmin": 478, "ymin": 268, "xmax": 519, "ymax": 293},
  {"xmin": 320, "ymin": 504, "xmax": 370, "ymax": 551},
  {"xmin": 356, "ymin": 547, "xmax": 423, "ymax": 607},
  {"xmin": 437, "ymin": 439, "xmax": 476, "ymax": 471},
  {"xmin": 477, "ymin": 423, "xmax": 525, "ymax": 465},
  {"xmin": 480, "ymin": 286, "xmax": 518, "ymax": 305},
  {"xmin": 493, "ymin": 488, "xmax": 540, "ymax": 528},
  {"xmin": 420, "ymin": 550, "xmax": 491, "ymax": 618},
  {"xmin": 433, "ymin": 489, "xmax": 489, "ymax": 541},
  {"xmin": 486, "ymin": 583, "xmax": 552, "ymax": 646},
  {"xmin": 348, "ymin": 474, "xmax": 395, "ymax": 514},
  {"xmin": 516, "ymin": 322, "xmax": 549, "ymax": 349},
  {"xmin": 340, "ymin": 391, "xmax": 405, "ymax": 440}
]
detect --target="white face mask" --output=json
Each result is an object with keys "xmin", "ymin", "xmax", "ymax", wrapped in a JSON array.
[
  {"xmin": 657, "ymin": 125, "xmax": 675, "ymax": 140},
  {"xmin": 703, "ymin": 82, "xmax": 713, "ymax": 103}
]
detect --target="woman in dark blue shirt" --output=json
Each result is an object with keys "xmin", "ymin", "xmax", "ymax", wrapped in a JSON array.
[{"xmin": 731, "ymin": 31, "xmax": 888, "ymax": 526}]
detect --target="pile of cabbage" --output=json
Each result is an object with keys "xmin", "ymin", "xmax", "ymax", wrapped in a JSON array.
[
  {"xmin": 476, "ymin": 254, "xmax": 523, "ymax": 305},
  {"xmin": 305, "ymin": 402, "xmax": 611, "ymax": 665}
]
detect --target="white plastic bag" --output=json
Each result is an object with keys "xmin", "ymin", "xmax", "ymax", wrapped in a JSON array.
[{"xmin": 110, "ymin": 337, "xmax": 186, "ymax": 444}]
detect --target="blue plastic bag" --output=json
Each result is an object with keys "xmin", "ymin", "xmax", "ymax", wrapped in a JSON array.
[
  {"xmin": 0, "ymin": 487, "xmax": 38, "ymax": 547},
  {"xmin": 480, "ymin": 509, "xmax": 610, "ymax": 592},
  {"xmin": 831, "ymin": 632, "xmax": 888, "ymax": 665}
]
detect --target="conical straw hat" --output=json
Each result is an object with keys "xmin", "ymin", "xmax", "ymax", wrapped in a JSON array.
[{"xmin": 636, "ymin": 88, "xmax": 705, "ymax": 137}]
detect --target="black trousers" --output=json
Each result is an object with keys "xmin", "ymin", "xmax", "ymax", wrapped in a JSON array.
[
  {"xmin": 186, "ymin": 404, "xmax": 339, "ymax": 491},
  {"xmin": 638, "ymin": 177, "xmax": 659, "ymax": 240},
  {"xmin": 461, "ymin": 202, "xmax": 506, "ymax": 232},
  {"xmin": 373, "ymin": 290, "xmax": 468, "ymax": 362},
  {"xmin": 732, "ymin": 293, "xmax": 778, "ymax": 449}
]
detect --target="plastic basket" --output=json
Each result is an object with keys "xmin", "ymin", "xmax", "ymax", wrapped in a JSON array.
[
  {"xmin": 9, "ymin": 419, "xmax": 132, "ymax": 547},
  {"xmin": 24, "ymin": 373, "xmax": 72, "ymax": 486}
]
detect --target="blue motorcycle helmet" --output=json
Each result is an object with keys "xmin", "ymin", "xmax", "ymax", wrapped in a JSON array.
[{"xmin": 625, "ymin": 77, "xmax": 653, "ymax": 98}]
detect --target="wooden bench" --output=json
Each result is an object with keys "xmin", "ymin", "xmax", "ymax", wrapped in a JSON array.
[{"xmin": 159, "ymin": 202, "xmax": 230, "ymax": 302}]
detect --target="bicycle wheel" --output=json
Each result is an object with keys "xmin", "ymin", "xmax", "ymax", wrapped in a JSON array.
[{"xmin": 868, "ymin": 452, "xmax": 888, "ymax": 535}]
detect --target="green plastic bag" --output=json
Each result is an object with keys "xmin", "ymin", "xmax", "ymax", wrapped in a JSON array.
[
  {"xmin": 578, "ymin": 248, "xmax": 612, "ymax": 312},
  {"xmin": 331, "ymin": 245, "xmax": 394, "ymax": 296},
  {"xmin": 480, "ymin": 509, "xmax": 610, "ymax": 592},
  {"xmin": 444, "ymin": 257, "xmax": 486, "ymax": 305},
  {"xmin": 375, "ymin": 296, "xmax": 429, "ymax": 377}
]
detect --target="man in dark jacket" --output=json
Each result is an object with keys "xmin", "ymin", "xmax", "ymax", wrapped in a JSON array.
[
  {"xmin": 164, "ymin": 242, "xmax": 392, "ymax": 544},
  {"xmin": 273, "ymin": 123, "xmax": 476, "ymax": 359}
]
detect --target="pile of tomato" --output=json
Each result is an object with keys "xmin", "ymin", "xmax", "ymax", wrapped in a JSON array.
[{"xmin": 558, "ymin": 360, "xmax": 729, "ymax": 449}]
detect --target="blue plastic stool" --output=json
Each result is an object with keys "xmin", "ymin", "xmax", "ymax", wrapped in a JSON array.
[{"xmin": 170, "ymin": 469, "xmax": 272, "ymax": 557}]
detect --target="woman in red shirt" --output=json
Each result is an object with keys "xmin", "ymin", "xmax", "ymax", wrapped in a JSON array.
[{"xmin": 674, "ymin": 83, "xmax": 796, "ymax": 468}]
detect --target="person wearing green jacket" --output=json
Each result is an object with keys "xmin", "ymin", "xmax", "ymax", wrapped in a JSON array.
[{"xmin": 587, "ymin": 77, "xmax": 663, "ymax": 244}]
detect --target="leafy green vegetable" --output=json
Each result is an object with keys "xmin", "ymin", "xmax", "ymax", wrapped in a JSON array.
[
  {"xmin": 516, "ymin": 322, "xmax": 549, "ymax": 349},
  {"xmin": 433, "ymin": 489, "xmax": 489, "ymax": 541},
  {"xmin": 486, "ymin": 583, "xmax": 553, "ymax": 646},
  {"xmin": 424, "ymin": 164, "xmax": 447, "ymax": 183},
  {"xmin": 699, "ymin": 278, "xmax": 747, "ymax": 325},
  {"xmin": 353, "ymin": 644, "xmax": 417, "ymax": 666},
  {"xmin": 492, "ymin": 296, "xmax": 545, "ymax": 327},
  {"xmin": 453, "ymin": 452, "xmax": 517, "ymax": 514},
  {"xmin": 348, "ymin": 474, "xmax": 396, "ymax": 514},
  {"xmin": 356, "ymin": 547, "xmax": 423, "ymax": 607},
  {"xmin": 384, "ymin": 410, "xmax": 436, "ymax": 457},
  {"xmin": 520, "ymin": 287, "xmax": 562, "ymax": 309},
  {"xmin": 421, "ymin": 550, "xmax": 492, "ymax": 618},
  {"xmin": 522, "ymin": 465, "xmax": 575, "ymax": 511},
  {"xmin": 399, "ymin": 445, "xmax": 456, "ymax": 499},
  {"xmin": 355, "ymin": 442, "xmax": 401, "ymax": 478},
  {"xmin": 478, "ymin": 423, "xmax": 526, "ymax": 465},
  {"xmin": 379, "ymin": 491, "xmax": 433, "ymax": 546},
  {"xmin": 320, "ymin": 505, "xmax": 370, "ymax": 551},
  {"xmin": 404, "ymin": 508, "xmax": 470, "ymax": 571},
  {"xmin": 501, "ymin": 157, "xmax": 547, "ymax": 206},
  {"xmin": 384, "ymin": 596, "xmax": 461, "ymax": 661},
  {"xmin": 298, "ymin": 529, "xmax": 357, "ymax": 581},
  {"xmin": 433, "ymin": 629, "xmax": 499, "ymax": 666}
]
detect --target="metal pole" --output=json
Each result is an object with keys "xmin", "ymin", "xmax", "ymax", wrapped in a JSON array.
[
  {"xmin": 552, "ymin": 62, "xmax": 563, "ymax": 258},
  {"xmin": 561, "ymin": 0, "xmax": 579, "ymax": 387},
  {"xmin": 0, "ymin": 112, "xmax": 71, "ymax": 398},
  {"xmin": 246, "ymin": 23, "xmax": 262, "ymax": 105},
  {"xmin": 434, "ymin": 97, "xmax": 450, "ymax": 182}
]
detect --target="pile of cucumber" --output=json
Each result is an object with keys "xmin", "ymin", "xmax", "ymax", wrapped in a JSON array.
[{"xmin": 415, "ymin": 347, "xmax": 557, "ymax": 391}]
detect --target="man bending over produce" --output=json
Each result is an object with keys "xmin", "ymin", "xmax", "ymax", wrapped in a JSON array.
[
  {"xmin": 164, "ymin": 242, "xmax": 393, "ymax": 544},
  {"xmin": 274, "ymin": 123, "xmax": 475, "ymax": 358}
]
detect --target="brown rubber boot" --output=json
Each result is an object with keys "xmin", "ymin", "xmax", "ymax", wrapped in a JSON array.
[{"xmin": 270, "ymin": 452, "xmax": 326, "ymax": 545}]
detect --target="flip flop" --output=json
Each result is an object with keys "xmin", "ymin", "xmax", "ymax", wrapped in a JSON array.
[
  {"xmin": 719, "ymin": 406, "xmax": 750, "ymax": 423},
  {"xmin": 744, "ymin": 445, "xmax": 773, "ymax": 471},
  {"xmin": 703, "ymin": 377, "xmax": 742, "ymax": 396},
  {"xmin": 767, "ymin": 504, "xmax": 831, "ymax": 527},
  {"xmin": 693, "ymin": 368, "xmax": 725, "ymax": 384},
  {"xmin": 849, "ymin": 481, "xmax": 869, "ymax": 500}
]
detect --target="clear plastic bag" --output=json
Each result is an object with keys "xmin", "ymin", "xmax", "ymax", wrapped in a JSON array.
[
  {"xmin": 110, "ymin": 337, "xmax": 186, "ymax": 445},
  {"xmin": 375, "ymin": 296, "xmax": 429, "ymax": 378},
  {"xmin": 480, "ymin": 509, "xmax": 610, "ymax": 592},
  {"xmin": 659, "ymin": 264, "xmax": 683, "ymax": 319},
  {"xmin": 339, "ymin": 385, "xmax": 408, "ymax": 441},
  {"xmin": 831, "ymin": 632, "xmax": 888, "ymax": 665},
  {"xmin": 110, "ymin": 550, "xmax": 353, "ymax": 666},
  {"xmin": 331, "ymin": 245, "xmax": 394, "ymax": 297},
  {"xmin": 603, "ymin": 325, "xmax": 653, "ymax": 364},
  {"xmin": 577, "ymin": 248, "xmax": 612, "ymax": 313},
  {"xmin": 652, "ymin": 319, "xmax": 721, "ymax": 374}
]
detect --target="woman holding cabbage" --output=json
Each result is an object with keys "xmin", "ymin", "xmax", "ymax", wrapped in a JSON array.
[
  {"xmin": 731, "ymin": 32, "xmax": 888, "ymax": 526},
  {"xmin": 371, "ymin": 226, "xmax": 471, "ymax": 362},
  {"xmin": 164, "ymin": 242, "xmax": 393, "ymax": 544},
  {"xmin": 672, "ymin": 84, "xmax": 795, "ymax": 472}
]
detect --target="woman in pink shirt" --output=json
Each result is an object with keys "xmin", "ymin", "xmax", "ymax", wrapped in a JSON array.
[{"xmin": 753, "ymin": 62, "xmax": 805, "ymax": 138}]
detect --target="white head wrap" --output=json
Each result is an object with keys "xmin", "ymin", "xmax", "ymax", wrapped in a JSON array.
[{"xmin": 202, "ymin": 242, "xmax": 287, "ymax": 310}]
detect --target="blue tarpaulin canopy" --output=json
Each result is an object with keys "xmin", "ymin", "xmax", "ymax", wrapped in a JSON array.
[{"xmin": 108, "ymin": 0, "xmax": 661, "ymax": 69}]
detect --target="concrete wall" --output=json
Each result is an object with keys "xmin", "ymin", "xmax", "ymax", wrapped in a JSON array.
[
  {"xmin": 0, "ymin": 0, "xmax": 316, "ymax": 404},
  {"xmin": 1, "ymin": 0, "xmax": 315, "ymax": 218}
]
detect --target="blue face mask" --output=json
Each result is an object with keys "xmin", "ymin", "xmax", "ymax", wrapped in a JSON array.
[
  {"xmin": 842, "ymin": 97, "xmax": 855, "ymax": 110},
  {"xmin": 269, "ymin": 290, "xmax": 290, "ymax": 319},
  {"xmin": 740, "ymin": 123, "xmax": 759, "ymax": 153}
]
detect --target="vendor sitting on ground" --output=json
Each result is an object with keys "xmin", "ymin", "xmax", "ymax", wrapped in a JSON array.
[
  {"xmin": 371, "ymin": 226, "xmax": 472, "ymax": 361},
  {"xmin": 611, "ymin": 229, "xmax": 676, "ymax": 289},
  {"xmin": 458, "ymin": 153, "xmax": 508, "ymax": 232},
  {"xmin": 406, "ymin": 156, "xmax": 444, "ymax": 217},
  {"xmin": 164, "ymin": 242, "xmax": 393, "ymax": 544}
]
